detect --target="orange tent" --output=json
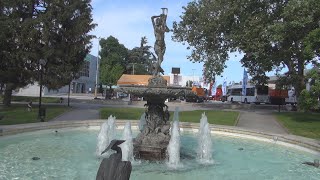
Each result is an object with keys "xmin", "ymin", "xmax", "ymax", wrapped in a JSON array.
[{"xmin": 117, "ymin": 74, "xmax": 170, "ymax": 86}]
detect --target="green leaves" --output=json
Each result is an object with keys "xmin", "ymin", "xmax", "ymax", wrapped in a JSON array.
[
  {"xmin": 1, "ymin": 0, "xmax": 96, "ymax": 105},
  {"xmin": 173, "ymin": 0, "xmax": 320, "ymax": 93},
  {"xmin": 99, "ymin": 36, "xmax": 127, "ymax": 86}
]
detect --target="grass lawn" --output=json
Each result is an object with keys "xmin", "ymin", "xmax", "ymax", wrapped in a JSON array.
[
  {"xmin": 100, "ymin": 107, "xmax": 238, "ymax": 126},
  {"xmin": 0, "ymin": 95, "xmax": 61, "ymax": 103},
  {"xmin": 0, "ymin": 105, "xmax": 71, "ymax": 125},
  {"xmin": 275, "ymin": 112, "xmax": 320, "ymax": 139}
]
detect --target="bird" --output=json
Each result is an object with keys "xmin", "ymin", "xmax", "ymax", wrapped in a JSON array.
[{"xmin": 96, "ymin": 140, "xmax": 132, "ymax": 180}]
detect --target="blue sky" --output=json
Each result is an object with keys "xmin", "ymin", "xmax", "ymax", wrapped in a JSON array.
[{"xmin": 89, "ymin": 0, "xmax": 274, "ymax": 85}]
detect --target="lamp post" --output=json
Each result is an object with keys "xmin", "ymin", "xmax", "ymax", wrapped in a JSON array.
[
  {"xmin": 38, "ymin": 59, "xmax": 46, "ymax": 122},
  {"xmin": 94, "ymin": 37, "xmax": 101, "ymax": 99},
  {"xmin": 192, "ymin": 69, "xmax": 196, "ymax": 82}
]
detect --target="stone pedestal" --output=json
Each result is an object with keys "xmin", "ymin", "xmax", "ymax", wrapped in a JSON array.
[
  {"xmin": 116, "ymin": 75, "xmax": 195, "ymax": 161},
  {"xmin": 133, "ymin": 143, "xmax": 168, "ymax": 161}
]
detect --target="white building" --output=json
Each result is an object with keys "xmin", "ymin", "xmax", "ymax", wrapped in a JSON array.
[
  {"xmin": 168, "ymin": 73, "xmax": 201, "ymax": 87},
  {"xmin": 16, "ymin": 54, "xmax": 98, "ymax": 96}
]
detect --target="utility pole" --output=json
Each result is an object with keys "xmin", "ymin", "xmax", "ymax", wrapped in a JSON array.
[
  {"xmin": 94, "ymin": 37, "xmax": 101, "ymax": 99},
  {"xmin": 192, "ymin": 69, "xmax": 196, "ymax": 82}
]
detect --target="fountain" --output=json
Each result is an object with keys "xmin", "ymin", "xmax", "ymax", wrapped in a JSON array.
[
  {"xmin": 121, "ymin": 122, "xmax": 134, "ymax": 162},
  {"xmin": 116, "ymin": 8, "xmax": 195, "ymax": 161},
  {"xmin": 96, "ymin": 115, "xmax": 116, "ymax": 156},
  {"xmin": 167, "ymin": 118, "xmax": 182, "ymax": 168},
  {"xmin": 1, "ymin": 121, "xmax": 320, "ymax": 179},
  {"xmin": 197, "ymin": 113, "xmax": 213, "ymax": 164}
]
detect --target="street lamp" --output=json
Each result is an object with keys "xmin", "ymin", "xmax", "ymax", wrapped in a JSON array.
[
  {"xmin": 94, "ymin": 37, "xmax": 101, "ymax": 99},
  {"xmin": 38, "ymin": 59, "xmax": 46, "ymax": 122},
  {"xmin": 192, "ymin": 69, "xmax": 196, "ymax": 82}
]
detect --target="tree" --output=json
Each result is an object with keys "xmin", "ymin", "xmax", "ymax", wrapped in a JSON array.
[
  {"xmin": 0, "ymin": 0, "xmax": 43, "ymax": 106},
  {"xmin": 127, "ymin": 37, "xmax": 154, "ymax": 75},
  {"xmin": 99, "ymin": 36, "xmax": 128, "ymax": 92},
  {"xmin": 0, "ymin": 0, "xmax": 96, "ymax": 106},
  {"xmin": 299, "ymin": 66, "xmax": 320, "ymax": 112},
  {"xmin": 40, "ymin": 0, "xmax": 96, "ymax": 90},
  {"xmin": 173, "ymin": 0, "xmax": 320, "ymax": 98}
]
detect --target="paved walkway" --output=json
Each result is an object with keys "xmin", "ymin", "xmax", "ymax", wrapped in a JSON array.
[
  {"xmin": 236, "ymin": 110, "xmax": 288, "ymax": 134},
  {"xmin": 48, "ymin": 101, "xmax": 288, "ymax": 135}
]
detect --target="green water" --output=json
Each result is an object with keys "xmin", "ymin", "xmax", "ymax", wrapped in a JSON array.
[{"xmin": 0, "ymin": 127, "xmax": 319, "ymax": 180}]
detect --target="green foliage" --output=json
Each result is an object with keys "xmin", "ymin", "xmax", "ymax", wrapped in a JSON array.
[
  {"xmin": 173, "ymin": 0, "xmax": 320, "ymax": 91},
  {"xmin": 39, "ymin": 0, "xmax": 96, "ymax": 90},
  {"xmin": 0, "ymin": 0, "xmax": 41, "ymax": 102},
  {"xmin": 99, "ymin": 36, "xmax": 128, "ymax": 86},
  {"xmin": 306, "ymin": 68, "xmax": 320, "ymax": 98},
  {"xmin": 100, "ymin": 64, "xmax": 124, "ymax": 88},
  {"xmin": 304, "ymin": 28, "xmax": 320, "ymax": 64},
  {"xmin": 298, "ymin": 90, "xmax": 318, "ymax": 112},
  {"xmin": 127, "ymin": 37, "xmax": 154, "ymax": 75},
  {"xmin": 0, "ymin": 0, "xmax": 96, "ymax": 105}
]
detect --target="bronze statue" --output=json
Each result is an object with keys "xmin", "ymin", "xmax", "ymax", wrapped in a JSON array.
[{"xmin": 151, "ymin": 8, "xmax": 169, "ymax": 75}]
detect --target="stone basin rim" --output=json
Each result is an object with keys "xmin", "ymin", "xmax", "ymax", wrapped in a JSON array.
[{"xmin": 0, "ymin": 120, "xmax": 319, "ymax": 154}]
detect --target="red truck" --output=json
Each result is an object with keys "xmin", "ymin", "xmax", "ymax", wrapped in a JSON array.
[{"xmin": 268, "ymin": 89, "xmax": 288, "ymax": 105}]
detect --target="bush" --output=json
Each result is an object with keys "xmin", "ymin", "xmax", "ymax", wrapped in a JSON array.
[{"xmin": 298, "ymin": 89, "xmax": 318, "ymax": 112}]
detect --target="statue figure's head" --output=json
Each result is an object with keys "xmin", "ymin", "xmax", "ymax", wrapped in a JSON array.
[{"xmin": 156, "ymin": 17, "xmax": 161, "ymax": 26}]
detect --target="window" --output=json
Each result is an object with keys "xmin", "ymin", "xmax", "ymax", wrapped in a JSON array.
[
  {"xmin": 230, "ymin": 88, "xmax": 242, "ymax": 95},
  {"xmin": 256, "ymin": 85, "xmax": 268, "ymax": 95},
  {"xmin": 79, "ymin": 61, "xmax": 90, "ymax": 77}
]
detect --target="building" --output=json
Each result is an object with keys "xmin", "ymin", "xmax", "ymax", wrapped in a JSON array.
[
  {"xmin": 168, "ymin": 73, "xmax": 201, "ymax": 87},
  {"xmin": 117, "ymin": 74, "xmax": 170, "ymax": 86},
  {"xmin": 16, "ymin": 54, "xmax": 98, "ymax": 96}
]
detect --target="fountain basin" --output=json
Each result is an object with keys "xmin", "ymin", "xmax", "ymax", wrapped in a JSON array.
[{"xmin": 0, "ymin": 124, "xmax": 319, "ymax": 180}]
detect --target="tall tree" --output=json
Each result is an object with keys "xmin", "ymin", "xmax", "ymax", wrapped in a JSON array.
[
  {"xmin": 173, "ymin": 0, "xmax": 320, "ymax": 98},
  {"xmin": 0, "ymin": 0, "xmax": 96, "ymax": 106},
  {"xmin": 99, "ymin": 36, "xmax": 128, "ymax": 90},
  {"xmin": 0, "ymin": 0, "xmax": 42, "ymax": 105},
  {"xmin": 40, "ymin": 0, "xmax": 96, "ymax": 90},
  {"xmin": 127, "ymin": 37, "xmax": 154, "ymax": 75}
]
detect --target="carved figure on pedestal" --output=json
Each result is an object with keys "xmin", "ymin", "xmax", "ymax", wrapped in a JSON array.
[{"xmin": 151, "ymin": 8, "xmax": 169, "ymax": 75}]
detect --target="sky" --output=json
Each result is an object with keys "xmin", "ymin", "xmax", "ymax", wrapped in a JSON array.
[{"xmin": 89, "ymin": 0, "xmax": 274, "ymax": 85}]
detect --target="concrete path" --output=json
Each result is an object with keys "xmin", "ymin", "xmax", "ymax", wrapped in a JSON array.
[
  {"xmin": 48, "ymin": 100, "xmax": 288, "ymax": 135},
  {"xmin": 236, "ymin": 110, "xmax": 288, "ymax": 134},
  {"xmin": 52, "ymin": 108, "xmax": 99, "ymax": 121}
]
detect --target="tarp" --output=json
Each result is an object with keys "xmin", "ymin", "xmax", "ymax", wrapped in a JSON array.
[{"xmin": 117, "ymin": 74, "xmax": 170, "ymax": 86}]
